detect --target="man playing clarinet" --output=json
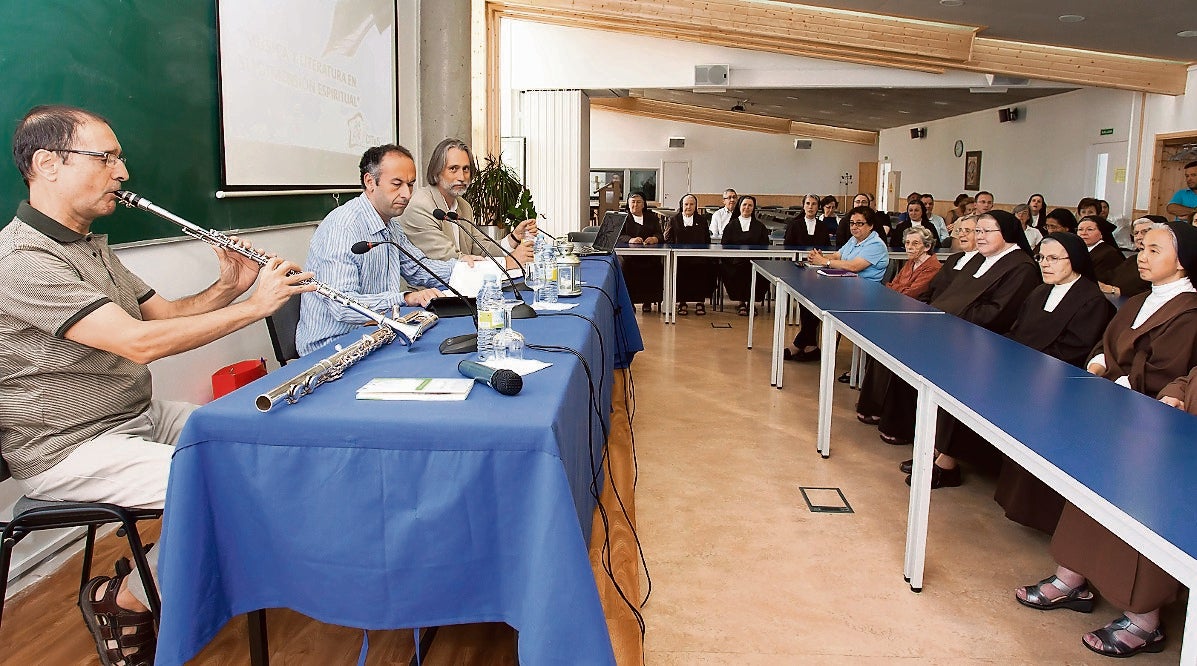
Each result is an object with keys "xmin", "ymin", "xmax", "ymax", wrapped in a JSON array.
[{"xmin": 0, "ymin": 104, "xmax": 314, "ymax": 665}]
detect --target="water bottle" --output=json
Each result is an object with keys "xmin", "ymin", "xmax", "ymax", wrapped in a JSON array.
[
  {"xmin": 532, "ymin": 232, "xmax": 558, "ymax": 303},
  {"xmin": 476, "ymin": 274, "xmax": 504, "ymax": 361}
]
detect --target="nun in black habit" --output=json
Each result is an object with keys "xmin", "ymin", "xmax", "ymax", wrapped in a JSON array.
[
  {"xmin": 720, "ymin": 195, "xmax": 771, "ymax": 316},
  {"xmin": 618, "ymin": 191, "xmax": 665, "ymax": 311},
  {"xmin": 664, "ymin": 193, "xmax": 715, "ymax": 314}
]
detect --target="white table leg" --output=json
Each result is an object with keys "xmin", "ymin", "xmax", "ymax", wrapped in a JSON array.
[
  {"xmin": 1181, "ymin": 593, "xmax": 1197, "ymax": 665},
  {"xmin": 748, "ymin": 263, "xmax": 757, "ymax": 338},
  {"xmin": 904, "ymin": 384, "xmax": 937, "ymax": 591},
  {"xmin": 816, "ymin": 315, "xmax": 836, "ymax": 457},
  {"xmin": 772, "ymin": 289, "xmax": 787, "ymax": 387},
  {"xmin": 667, "ymin": 251, "xmax": 677, "ymax": 324}
]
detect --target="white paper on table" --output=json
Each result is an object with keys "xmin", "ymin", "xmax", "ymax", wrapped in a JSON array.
[
  {"xmin": 480, "ymin": 358, "xmax": 551, "ymax": 375},
  {"xmin": 448, "ymin": 261, "xmax": 523, "ymax": 298},
  {"xmin": 530, "ymin": 301, "xmax": 579, "ymax": 312}
]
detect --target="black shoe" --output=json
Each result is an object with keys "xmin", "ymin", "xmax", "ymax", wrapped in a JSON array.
[
  {"xmin": 794, "ymin": 348, "xmax": 820, "ymax": 362},
  {"xmin": 905, "ymin": 464, "xmax": 962, "ymax": 489},
  {"xmin": 899, "ymin": 459, "xmax": 913, "ymax": 474},
  {"xmin": 837, "ymin": 372, "xmax": 850, "ymax": 383}
]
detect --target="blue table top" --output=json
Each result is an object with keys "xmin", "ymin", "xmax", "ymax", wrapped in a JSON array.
[
  {"xmin": 833, "ymin": 311, "xmax": 1197, "ymax": 566},
  {"xmin": 154, "ymin": 257, "xmax": 636, "ymax": 666},
  {"xmin": 754, "ymin": 259, "xmax": 942, "ymax": 314}
]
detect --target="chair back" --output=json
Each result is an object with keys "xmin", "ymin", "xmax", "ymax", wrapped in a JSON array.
[{"xmin": 265, "ymin": 294, "xmax": 303, "ymax": 365}]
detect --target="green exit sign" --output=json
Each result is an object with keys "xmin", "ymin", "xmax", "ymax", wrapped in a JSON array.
[{"xmin": 1100, "ymin": 128, "xmax": 1115, "ymax": 136}]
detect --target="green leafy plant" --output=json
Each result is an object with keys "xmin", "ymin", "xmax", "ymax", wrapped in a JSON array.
[{"xmin": 463, "ymin": 154, "xmax": 536, "ymax": 232}]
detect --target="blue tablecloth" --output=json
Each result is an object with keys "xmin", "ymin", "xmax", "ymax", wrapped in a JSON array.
[{"xmin": 155, "ymin": 256, "xmax": 641, "ymax": 665}]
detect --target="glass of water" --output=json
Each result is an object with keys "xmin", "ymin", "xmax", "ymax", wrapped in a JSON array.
[
  {"xmin": 523, "ymin": 261, "xmax": 543, "ymax": 304},
  {"xmin": 492, "ymin": 302, "xmax": 525, "ymax": 361}
]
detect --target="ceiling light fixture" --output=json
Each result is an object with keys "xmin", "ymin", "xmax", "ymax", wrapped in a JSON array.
[
  {"xmin": 1058, "ymin": 14, "xmax": 1085, "ymax": 23},
  {"xmin": 939, "ymin": 0, "xmax": 964, "ymax": 6},
  {"xmin": 1178, "ymin": 30, "xmax": 1197, "ymax": 37}
]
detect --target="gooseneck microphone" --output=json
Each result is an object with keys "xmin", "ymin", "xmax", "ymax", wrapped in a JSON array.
[
  {"xmin": 458, "ymin": 359, "xmax": 523, "ymax": 396},
  {"xmin": 351, "ymin": 239, "xmax": 481, "ymax": 354},
  {"xmin": 432, "ymin": 209, "xmax": 537, "ymax": 320}
]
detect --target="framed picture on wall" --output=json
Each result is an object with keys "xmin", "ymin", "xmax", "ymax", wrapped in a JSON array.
[{"xmin": 964, "ymin": 151, "xmax": 982, "ymax": 191}]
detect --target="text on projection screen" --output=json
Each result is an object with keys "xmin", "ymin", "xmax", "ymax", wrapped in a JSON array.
[{"xmin": 219, "ymin": 0, "xmax": 397, "ymax": 188}]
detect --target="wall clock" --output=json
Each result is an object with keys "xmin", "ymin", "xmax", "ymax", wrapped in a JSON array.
[{"xmin": 954, "ymin": 140, "xmax": 964, "ymax": 158}]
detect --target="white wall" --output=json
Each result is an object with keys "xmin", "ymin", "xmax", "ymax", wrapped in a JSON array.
[
  {"xmin": 117, "ymin": 223, "xmax": 317, "ymax": 405},
  {"xmin": 591, "ymin": 109, "xmax": 878, "ymax": 197},
  {"xmin": 1137, "ymin": 66, "xmax": 1197, "ymax": 211},
  {"xmin": 876, "ymin": 88, "xmax": 1138, "ymax": 210}
]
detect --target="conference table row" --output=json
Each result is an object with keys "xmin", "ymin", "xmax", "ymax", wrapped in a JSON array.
[
  {"xmin": 153, "ymin": 255, "xmax": 643, "ymax": 666},
  {"xmin": 614, "ymin": 243, "xmax": 948, "ymax": 324},
  {"xmin": 748, "ymin": 259, "xmax": 1197, "ymax": 664}
]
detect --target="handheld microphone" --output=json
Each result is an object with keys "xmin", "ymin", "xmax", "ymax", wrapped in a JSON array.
[
  {"xmin": 433, "ymin": 208, "xmax": 537, "ymax": 320},
  {"xmin": 351, "ymin": 239, "xmax": 481, "ymax": 354},
  {"xmin": 458, "ymin": 359, "xmax": 523, "ymax": 396}
]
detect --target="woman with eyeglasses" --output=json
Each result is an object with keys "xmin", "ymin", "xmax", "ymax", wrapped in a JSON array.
[
  {"xmin": 818, "ymin": 195, "xmax": 839, "ymax": 234},
  {"xmin": 719, "ymin": 195, "xmax": 770, "ymax": 316},
  {"xmin": 910, "ymin": 233, "xmax": 1115, "ymax": 496},
  {"xmin": 618, "ymin": 191, "xmax": 665, "ymax": 313},
  {"xmin": 1043, "ymin": 208, "xmax": 1079, "ymax": 234},
  {"xmin": 786, "ymin": 206, "xmax": 889, "ymax": 361},
  {"xmin": 1016, "ymin": 221, "xmax": 1197, "ymax": 659},
  {"xmin": 663, "ymin": 193, "xmax": 714, "ymax": 315},
  {"xmin": 1098, "ymin": 216, "xmax": 1163, "ymax": 299},
  {"xmin": 836, "ymin": 193, "xmax": 874, "ymax": 248},
  {"xmin": 875, "ymin": 211, "xmax": 1041, "ymax": 450}
]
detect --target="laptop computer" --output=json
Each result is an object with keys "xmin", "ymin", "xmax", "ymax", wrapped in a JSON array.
[{"xmin": 575, "ymin": 211, "xmax": 626, "ymax": 256}]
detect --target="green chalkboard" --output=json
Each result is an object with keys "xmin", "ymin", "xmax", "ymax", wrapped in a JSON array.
[{"xmin": 0, "ymin": 1, "xmax": 338, "ymax": 244}]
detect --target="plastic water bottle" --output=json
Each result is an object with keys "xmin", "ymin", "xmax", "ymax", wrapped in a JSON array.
[
  {"xmin": 476, "ymin": 274, "xmax": 504, "ymax": 361},
  {"xmin": 532, "ymin": 233, "xmax": 558, "ymax": 303}
]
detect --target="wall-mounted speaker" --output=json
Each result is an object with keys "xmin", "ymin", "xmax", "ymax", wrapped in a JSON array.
[
  {"xmin": 998, "ymin": 107, "xmax": 1019, "ymax": 123},
  {"xmin": 694, "ymin": 64, "xmax": 729, "ymax": 88},
  {"xmin": 668, "ymin": 136, "xmax": 686, "ymax": 148},
  {"xmin": 910, "ymin": 127, "xmax": 927, "ymax": 139}
]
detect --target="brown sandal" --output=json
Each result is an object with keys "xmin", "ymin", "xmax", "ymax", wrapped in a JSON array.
[{"xmin": 79, "ymin": 575, "xmax": 157, "ymax": 666}]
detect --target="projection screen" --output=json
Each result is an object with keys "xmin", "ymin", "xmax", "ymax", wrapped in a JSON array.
[{"xmin": 217, "ymin": 0, "xmax": 397, "ymax": 189}]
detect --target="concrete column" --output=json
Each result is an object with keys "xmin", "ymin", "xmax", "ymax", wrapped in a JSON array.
[{"xmin": 419, "ymin": 0, "xmax": 472, "ymax": 171}]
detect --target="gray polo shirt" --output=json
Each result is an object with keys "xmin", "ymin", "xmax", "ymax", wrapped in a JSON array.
[{"xmin": 0, "ymin": 202, "xmax": 155, "ymax": 478}]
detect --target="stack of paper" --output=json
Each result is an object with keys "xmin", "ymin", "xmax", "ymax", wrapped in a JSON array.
[{"xmin": 356, "ymin": 378, "xmax": 475, "ymax": 401}]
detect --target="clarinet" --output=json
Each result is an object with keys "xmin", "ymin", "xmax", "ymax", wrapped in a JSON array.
[
  {"xmin": 255, "ymin": 326, "xmax": 395, "ymax": 411},
  {"xmin": 114, "ymin": 190, "xmax": 413, "ymax": 345}
]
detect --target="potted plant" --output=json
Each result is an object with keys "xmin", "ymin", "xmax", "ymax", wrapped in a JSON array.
[{"xmin": 464, "ymin": 154, "xmax": 537, "ymax": 237}]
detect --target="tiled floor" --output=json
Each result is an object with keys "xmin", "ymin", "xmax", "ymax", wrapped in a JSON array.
[{"xmin": 629, "ymin": 304, "xmax": 1184, "ymax": 664}]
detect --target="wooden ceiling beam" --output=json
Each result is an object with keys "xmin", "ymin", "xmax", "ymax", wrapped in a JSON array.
[
  {"xmin": 590, "ymin": 97, "xmax": 878, "ymax": 145},
  {"xmin": 487, "ymin": 0, "xmax": 1189, "ymax": 96}
]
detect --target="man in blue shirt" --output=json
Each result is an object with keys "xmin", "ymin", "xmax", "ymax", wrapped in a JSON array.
[
  {"xmin": 1166, "ymin": 160, "xmax": 1197, "ymax": 222},
  {"xmin": 296, "ymin": 144, "xmax": 456, "ymax": 355}
]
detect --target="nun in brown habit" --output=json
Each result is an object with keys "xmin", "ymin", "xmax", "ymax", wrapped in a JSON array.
[
  {"xmin": 874, "ymin": 211, "xmax": 1041, "ymax": 450},
  {"xmin": 1015, "ymin": 220, "xmax": 1197, "ymax": 659}
]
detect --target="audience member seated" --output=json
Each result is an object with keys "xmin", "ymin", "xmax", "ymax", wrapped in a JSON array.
[
  {"xmin": 1013, "ymin": 203, "xmax": 1043, "ymax": 248},
  {"xmin": 1076, "ymin": 197, "xmax": 1099, "ymax": 219},
  {"xmin": 921, "ymin": 215, "xmax": 982, "ymax": 302},
  {"xmin": 913, "ymin": 233, "xmax": 1115, "ymax": 491},
  {"xmin": 1076, "ymin": 215, "xmax": 1124, "ymax": 283},
  {"xmin": 1043, "ymin": 208, "xmax": 1079, "ymax": 234},
  {"xmin": 948, "ymin": 193, "xmax": 974, "ymax": 228},
  {"xmin": 888, "ymin": 198, "xmax": 940, "ymax": 250},
  {"xmin": 1027, "ymin": 193, "xmax": 1049, "ymax": 232},
  {"xmin": 1099, "ymin": 216, "xmax": 1162, "ymax": 299},
  {"xmin": 720, "ymin": 194, "xmax": 770, "ymax": 316},
  {"xmin": 1098, "ymin": 199, "xmax": 1111, "ymax": 219},
  {"xmin": 709, "ymin": 188, "xmax": 737, "ymax": 238},
  {"xmin": 854, "ymin": 225, "xmax": 942, "ymax": 419},
  {"xmin": 818, "ymin": 195, "xmax": 839, "ymax": 233},
  {"xmin": 783, "ymin": 194, "xmax": 832, "ymax": 247},
  {"xmin": 787, "ymin": 207, "xmax": 889, "ymax": 361},
  {"xmin": 836, "ymin": 193, "xmax": 873, "ymax": 248},
  {"xmin": 618, "ymin": 191, "xmax": 665, "ymax": 313},
  {"xmin": 1015, "ymin": 221, "xmax": 1197, "ymax": 659},
  {"xmin": 973, "ymin": 191, "xmax": 996, "ymax": 215},
  {"xmin": 921, "ymin": 193, "xmax": 948, "ymax": 241},
  {"xmin": 866, "ymin": 211, "xmax": 1040, "ymax": 447},
  {"xmin": 664, "ymin": 193, "xmax": 714, "ymax": 316}
]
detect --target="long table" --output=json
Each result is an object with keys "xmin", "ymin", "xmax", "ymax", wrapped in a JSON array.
[
  {"xmin": 755, "ymin": 259, "xmax": 1197, "ymax": 663},
  {"xmin": 154, "ymin": 256, "xmax": 642, "ymax": 666}
]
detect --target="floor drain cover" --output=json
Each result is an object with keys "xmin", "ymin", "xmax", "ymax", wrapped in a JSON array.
[{"xmin": 799, "ymin": 486, "xmax": 853, "ymax": 513}]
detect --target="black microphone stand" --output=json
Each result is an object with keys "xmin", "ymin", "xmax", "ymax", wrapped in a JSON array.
[
  {"xmin": 433, "ymin": 209, "xmax": 537, "ymax": 320},
  {"xmin": 350, "ymin": 240, "xmax": 481, "ymax": 355}
]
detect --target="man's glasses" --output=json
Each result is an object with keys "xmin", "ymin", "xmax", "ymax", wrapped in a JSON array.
[{"xmin": 52, "ymin": 148, "xmax": 126, "ymax": 168}]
